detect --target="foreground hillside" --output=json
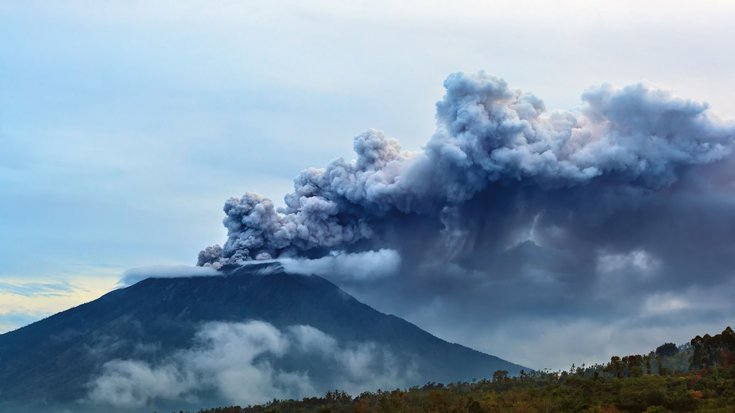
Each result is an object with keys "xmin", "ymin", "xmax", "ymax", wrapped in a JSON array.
[
  {"xmin": 195, "ymin": 327, "xmax": 735, "ymax": 413},
  {"xmin": 200, "ymin": 368, "xmax": 735, "ymax": 413}
]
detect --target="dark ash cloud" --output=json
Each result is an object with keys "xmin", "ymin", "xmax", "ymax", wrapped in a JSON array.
[
  {"xmin": 198, "ymin": 71, "xmax": 735, "ymax": 369},
  {"xmin": 199, "ymin": 72, "xmax": 732, "ymax": 268}
]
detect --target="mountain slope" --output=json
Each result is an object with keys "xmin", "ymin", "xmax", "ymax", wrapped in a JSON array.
[{"xmin": 0, "ymin": 264, "xmax": 525, "ymax": 412}]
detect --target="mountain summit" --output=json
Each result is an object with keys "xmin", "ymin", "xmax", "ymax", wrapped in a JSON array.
[{"xmin": 0, "ymin": 264, "xmax": 525, "ymax": 412}]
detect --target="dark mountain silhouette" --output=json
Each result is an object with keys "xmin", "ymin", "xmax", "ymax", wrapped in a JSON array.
[{"xmin": 0, "ymin": 264, "xmax": 525, "ymax": 412}]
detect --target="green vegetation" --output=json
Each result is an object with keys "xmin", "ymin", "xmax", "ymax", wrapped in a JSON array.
[{"xmin": 189, "ymin": 327, "xmax": 735, "ymax": 413}]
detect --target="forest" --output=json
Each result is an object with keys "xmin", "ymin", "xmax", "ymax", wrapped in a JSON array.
[{"xmin": 188, "ymin": 327, "xmax": 735, "ymax": 413}]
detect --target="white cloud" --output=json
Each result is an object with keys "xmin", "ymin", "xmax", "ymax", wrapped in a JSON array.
[
  {"xmin": 280, "ymin": 249, "xmax": 401, "ymax": 281},
  {"xmin": 120, "ymin": 250, "xmax": 400, "ymax": 288},
  {"xmin": 287, "ymin": 325, "xmax": 338, "ymax": 353},
  {"xmin": 642, "ymin": 293, "xmax": 691, "ymax": 316},
  {"xmin": 87, "ymin": 360, "xmax": 197, "ymax": 409},
  {"xmin": 86, "ymin": 320, "xmax": 415, "ymax": 410},
  {"xmin": 597, "ymin": 249, "xmax": 661, "ymax": 277}
]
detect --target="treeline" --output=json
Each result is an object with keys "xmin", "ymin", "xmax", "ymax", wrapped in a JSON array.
[
  {"xmin": 595, "ymin": 326, "xmax": 735, "ymax": 378},
  {"xmin": 186, "ymin": 327, "xmax": 735, "ymax": 413},
  {"xmin": 691, "ymin": 327, "xmax": 735, "ymax": 370}
]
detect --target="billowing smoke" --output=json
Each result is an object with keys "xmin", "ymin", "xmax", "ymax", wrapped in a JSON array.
[
  {"xmin": 199, "ymin": 71, "xmax": 733, "ymax": 268},
  {"xmin": 198, "ymin": 71, "xmax": 735, "ymax": 369}
]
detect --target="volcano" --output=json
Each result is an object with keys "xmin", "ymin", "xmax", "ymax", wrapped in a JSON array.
[{"xmin": 0, "ymin": 263, "xmax": 526, "ymax": 412}]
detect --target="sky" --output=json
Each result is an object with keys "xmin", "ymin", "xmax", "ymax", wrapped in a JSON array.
[{"xmin": 2, "ymin": 0, "xmax": 735, "ymax": 370}]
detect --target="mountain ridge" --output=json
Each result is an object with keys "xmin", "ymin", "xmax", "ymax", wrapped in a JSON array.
[{"xmin": 0, "ymin": 264, "xmax": 526, "ymax": 412}]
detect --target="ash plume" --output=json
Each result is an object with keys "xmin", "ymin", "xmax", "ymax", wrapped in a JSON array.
[{"xmin": 198, "ymin": 71, "xmax": 734, "ymax": 271}]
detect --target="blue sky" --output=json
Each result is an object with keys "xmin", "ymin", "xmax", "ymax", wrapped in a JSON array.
[{"xmin": 2, "ymin": 1, "xmax": 735, "ymax": 369}]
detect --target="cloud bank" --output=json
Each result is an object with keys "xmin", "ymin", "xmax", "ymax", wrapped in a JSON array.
[
  {"xmin": 87, "ymin": 321, "xmax": 415, "ymax": 410},
  {"xmin": 197, "ymin": 71, "xmax": 735, "ymax": 369}
]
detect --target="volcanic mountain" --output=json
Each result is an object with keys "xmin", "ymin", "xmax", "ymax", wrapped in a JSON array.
[{"xmin": 0, "ymin": 264, "xmax": 525, "ymax": 412}]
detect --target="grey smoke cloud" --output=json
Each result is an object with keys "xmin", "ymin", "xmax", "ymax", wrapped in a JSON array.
[
  {"xmin": 86, "ymin": 321, "xmax": 415, "ymax": 410},
  {"xmin": 198, "ymin": 71, "xmax": 735, "ymax": 369},
  {"xmin": 199, "ymin": 71, "xmax": 733, "ymax": 267}
]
